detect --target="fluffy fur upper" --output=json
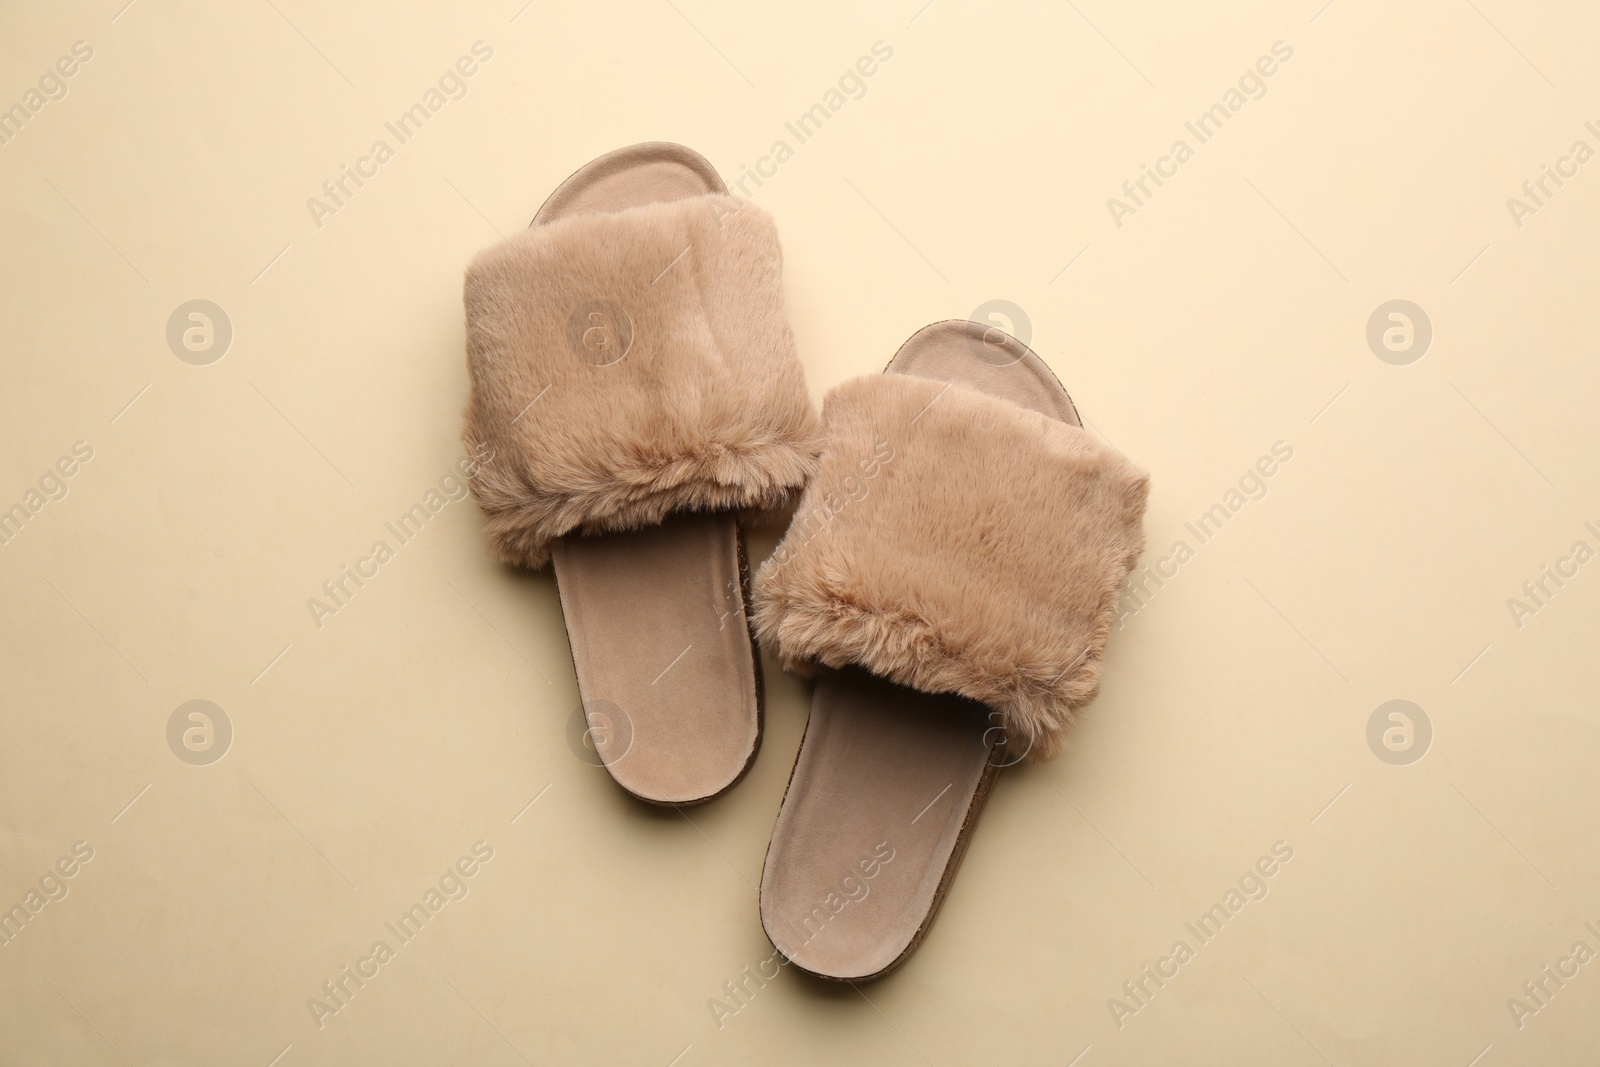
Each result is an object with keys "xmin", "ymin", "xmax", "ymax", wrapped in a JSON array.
[
  {"xmin": 461, "ymin": 194, "xmax": 823, "ymax": 567},
  {"xmin": 753, "ymin": 375, "xmax": 1149, "ymax": 761}
]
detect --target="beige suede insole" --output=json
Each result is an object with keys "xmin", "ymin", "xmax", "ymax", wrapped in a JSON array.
[
  {"xmin": 538, "ymin": 144, "xmax": 760, "ymax": 806},
  {"xmin": 759, "ymin": 320, "xmax": 1082, "ymax": 980}
]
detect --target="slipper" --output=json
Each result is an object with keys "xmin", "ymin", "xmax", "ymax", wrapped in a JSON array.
[
  {"xmin": 752, "ymin": 320, "xmax": 1149, "ymax": 979},
  {"xmin": 460, "ymin": 143, "xmax": 823, "ymax": 805}
]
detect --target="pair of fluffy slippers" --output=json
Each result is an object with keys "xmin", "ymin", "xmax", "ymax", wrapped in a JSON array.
[{"xmin": 460, "ymin": 143, "xmax": 1148, "ymax": 981}]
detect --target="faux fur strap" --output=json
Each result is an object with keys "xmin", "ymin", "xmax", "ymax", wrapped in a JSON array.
[
  {"xmin": 753, "ymin": 375, "xmax": 1149, "ymax": 762},
  {"xmin": 461, "ymin": 194, "xmax": 823, "ymax": 568}
]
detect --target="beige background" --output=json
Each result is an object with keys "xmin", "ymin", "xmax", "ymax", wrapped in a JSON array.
[{"xmin": 2, "ymin": 0, "xmax": 1598, "ymax": 1063}]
